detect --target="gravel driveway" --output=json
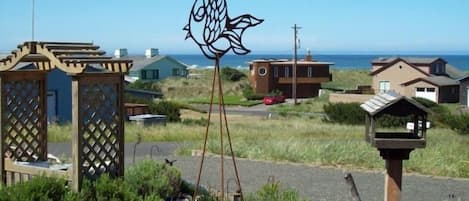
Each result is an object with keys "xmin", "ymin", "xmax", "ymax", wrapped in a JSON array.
[{"xmin": 49, "ymin": 142, "xmax": 469, "ymax": 201}]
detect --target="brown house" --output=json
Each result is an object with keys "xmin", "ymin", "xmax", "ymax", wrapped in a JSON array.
[
  {"xmin": 370, "ymin": 57, "xmax": 463, "ymax": 103},
  {"xmin": 249, "ymin": 53, "xmax": 333, "ymax": 98}
]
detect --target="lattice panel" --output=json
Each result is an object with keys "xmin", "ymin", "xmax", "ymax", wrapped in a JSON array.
[
  {"xmin": 79, "ymin": 82, "xmax": 122, "ymax": 180},
  {"xmin": 1, "ymin": 79, "xmax": 46, "ymax": 162}
]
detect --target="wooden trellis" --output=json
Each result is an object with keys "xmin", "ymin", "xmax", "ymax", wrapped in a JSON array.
[{"xmin": 0, "ymin": 41, "xmax": 132, "ymax": 191}]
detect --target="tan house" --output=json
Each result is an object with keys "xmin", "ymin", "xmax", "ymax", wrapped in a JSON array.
[
  {"xmin": 370, "ymin": 57, "xmax": 462, "ymax": 103},
  {"xmin": 249, "ymin": 52, "xmax": 333, "ymax": 98}
]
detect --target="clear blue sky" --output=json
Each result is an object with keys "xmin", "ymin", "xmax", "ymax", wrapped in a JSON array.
[{"xmin": 1, "ymin": 0, "xmax": 468, "ymax": 55}]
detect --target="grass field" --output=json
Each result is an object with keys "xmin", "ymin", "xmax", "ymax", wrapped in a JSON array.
[
  {"xmin": 47, "ymin": 68, "xmax": 469, "ymax": 178},
  {"xmin": 48, "ymin": 109, "xmax": 469, "ymax": 178},
  {"xmin": 322, "ymin": 69, "xmax": 372, "ymax": 90}
]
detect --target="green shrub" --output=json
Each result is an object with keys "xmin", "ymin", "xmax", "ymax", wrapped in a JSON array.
[
  {"xmin": 412, "ymin": 97, "xmax": 438, "ymax": 108},
  {"xmin": 125, "ymin": 160, "xmax": 182, "ymax": 199},
  {"xmin": 148, "ymin": 101, "xmax": 181, "ymax": 122},
  {"xmin": 127, "ymin": 80, "xmax": 162, "ymax": 93},
  {"xmin": 76, "ymin": 174, "xmax": 140, "ymax": 201},
  {"xmin": 182, "ymin": 117, "xmax": 208, "ymax": 126},
  {"xmin": 442, "ymin": 113, "xmax": 469, "ymax": 135},
  {"xmin": 0, "ymin": 176, "xmax": 67, "ymax": 201},
  {"xmin": 221, "ymin": 67, "xmax": 246, "ymax": 82},
  {"xmin": 323, "ymin": 102, "xmax": 365, "ymax": 125},
  {"xmin": 242, "ymin": 85, "xmax": 264, "ymax": 100},
  {"xmin": 245, "ymin": 182, "xmax": 304, "ymax": 201},
  {"xmin": 376, "ymin": 114, "xmax": 411, "ymax": 128}
]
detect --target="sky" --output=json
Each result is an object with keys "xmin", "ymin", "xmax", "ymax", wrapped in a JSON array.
[{"xmin": 1, "ymin": 0, "xmax": 469, "ymax": 55}]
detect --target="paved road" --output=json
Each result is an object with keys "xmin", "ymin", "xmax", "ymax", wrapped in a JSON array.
[{"xmin": 49, "ymin": 142, "xmax": 469, "ymax": 201}]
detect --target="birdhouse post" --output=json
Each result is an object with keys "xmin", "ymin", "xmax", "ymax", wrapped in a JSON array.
[{"xmin": 361, "ymin": 91, "xmax": 429, "ymax": 201}]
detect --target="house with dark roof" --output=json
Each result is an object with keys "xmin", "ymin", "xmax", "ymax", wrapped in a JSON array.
[
  {"xmin": 117, "ymin": 48, "xmax": 188, "ymax": 82},
  {"xmin": 370, "ymin": 57, "xmax": 464, "ymax": 103}
]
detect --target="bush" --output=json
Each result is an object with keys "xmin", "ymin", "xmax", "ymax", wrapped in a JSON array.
[
  {"xmin": 125, "ymin": 160, "xmax": 182, "ymax": 199},
  {"xmin": 148, "ymin": 101, "xmax": 181, "ymax": 122},
  {"xmin": 245, "ymin": 182, "xmax": 304, "ymax": 201},
  {"xmin": 242, "ymin": 85, "xmax": 264, "ymax": 100},
  {"xmin": 127, "ymin": 80, "xmax": 162, "ymax": 93},
  {"xmin": 221, "ymin": 67, "xmax": 246, "ymax": 82},
  {"xmin": 0, "ymin": 176, "xmax": 67, "ymax": 201},
  {"xmin": 74, "ymin": 174, "xmax": 140, "ymax": 201},
  {"xmin": 442, "ymin": 113, "xmax": 469, "ymax": 135},
  {"xmin": 323, "ymin": 102, "xmax": 365, "ymax": 125}
]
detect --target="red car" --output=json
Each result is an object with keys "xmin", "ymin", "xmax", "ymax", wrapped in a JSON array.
[{"xmin": 263, "ymin": 95, "xmax": 286, "ymax": 105}]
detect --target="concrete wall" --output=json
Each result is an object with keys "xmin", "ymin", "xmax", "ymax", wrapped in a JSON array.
[{"xmin": 329, "ymin": 93, "xmax": 374, "ymax": 103}]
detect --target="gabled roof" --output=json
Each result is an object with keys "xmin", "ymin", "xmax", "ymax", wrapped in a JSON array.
[
  {"xmin": 446, "ymin": 64, "xmax": 466, "ymax": 79},
  {"xmin": 401, "ymin": 76, "xmax": 459, "ymax": 87},
  {"xmin": 360, "ymin": 91, "xmax": 430, "ymax": 116},
  {"xmin": 372, "ymin": 57, "xmax": 446, "ymax": 65},
  {"xmin": 0, "ymin": 41, "xmax": 132, "ymax": 74},
  {"xmin": 370, "ymin": 58, "xmax": 430, "ymax": 76},
  {"xmin": 458, "ymin": 75, "xmax": 469, "ymax": 82},
  {"xmin": 127, "ymin": 55, "xmax": 188, "ymax": 72}
]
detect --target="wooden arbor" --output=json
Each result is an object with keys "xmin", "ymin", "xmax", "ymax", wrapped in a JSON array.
[
  {"xmin": 360, "ymin": 91, "xmax": 429, "ymax": 201},
  {"xmin": 0, "ymin": 41, "xmax": 132, "ymax": 191}
]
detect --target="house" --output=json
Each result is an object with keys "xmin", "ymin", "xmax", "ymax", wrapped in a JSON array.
[
  {"xmin": 370, "ymin": 57, "xmax": 464, "ymax": 103},
  {"xmin": 248, "ymin": 51, "xmax": 333, "ymax": 98},
  {"xmin": 0, "ymin": 59, "xmax": 161, "ymax": 123},
  {"xmin": 459, "ymin": 75, "xmax": 469, "ymax": 107},
  {"xmin": 117, "ymin": 48, "xmax": 188, "ymax": 81}
]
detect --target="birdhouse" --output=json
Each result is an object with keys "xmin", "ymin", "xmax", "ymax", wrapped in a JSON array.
[{"xmin": 360, "ymin": 91, "xmax": 430, "ymax": 150}]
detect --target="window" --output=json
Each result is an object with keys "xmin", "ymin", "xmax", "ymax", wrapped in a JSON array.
[
  {"xmin": 379, "ymin": 81, "xmax": 390, "ymax": 93},
  {"xmin": 142, "ymin": 70, "xmax": 159, "ymax": 80},
  {"xmin": 258, "ymin": 67, "xmax": 267, "ymax": 76},
  {"xmin": 427, "ymin": 88, "xmax": 435, "ymax": 92},
  {"xmin": 307, "ymin": 67, "xmax": 313, "ymax": 77},
  {"xmin": 284, "ymin": 67, "xmax": 290, "ymax": 77},
  {"xmin": 274, "ymin": 66, "xmax": 278, "ymax": 78},
  {"xmin": 416, "ymin": 88, "xmax": 425, "ymax": 92},
  {"xmin": 435, "ymin": 63, "xmax": 445, "ymax": 74}
]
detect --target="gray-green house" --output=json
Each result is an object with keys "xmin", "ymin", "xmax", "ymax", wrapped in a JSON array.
[{"xmin": 121, "ymin": 48, "xmax": 188, "ymax": 81}]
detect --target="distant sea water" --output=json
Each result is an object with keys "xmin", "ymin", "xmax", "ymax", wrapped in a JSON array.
[{"xmin": 170, "ymin": 54, "xmax": 469, "ymax": 71}]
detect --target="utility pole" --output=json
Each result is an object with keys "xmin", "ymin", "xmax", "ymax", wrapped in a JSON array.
[
  {"xmin": 32, "ymin": 0, "xmax": 35, "ymax": 41},
  {"xmin": 292, "ymin": 24, "xmax": 301, "ymax": 105}
]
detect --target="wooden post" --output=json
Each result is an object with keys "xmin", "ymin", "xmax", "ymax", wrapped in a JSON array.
[
  {"xmin": 71, "ymin": 76, "xmax": 82, "ymax": 192},
  {"xmin": 39, "ymin": 73, "xmax": 48, "ymax": 161},
  {"xmin": 0, "ymin": 75, "xmax": 4, "ymax": 187},
  {"xmin": 384, "ymin": 159, "xmax": 402, "ymax": 201},
  {"xmin": 118, "ymin": 74, "xmax": 125, "ymax": 177}
]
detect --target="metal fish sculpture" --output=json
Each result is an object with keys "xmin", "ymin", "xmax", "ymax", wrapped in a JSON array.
[{"xmin": 184, "ymin": 0, "xmax": 264, "ymax": 60}]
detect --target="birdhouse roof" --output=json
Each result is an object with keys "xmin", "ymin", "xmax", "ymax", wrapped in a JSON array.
[{"xmin": 360, "ymin": 91, "xmax": 430, "ymax": 116}]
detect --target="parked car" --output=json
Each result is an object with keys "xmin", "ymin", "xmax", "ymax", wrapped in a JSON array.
[{"xmin": 263, "ymin": 95, "xmax": 286, "ymax": 105}]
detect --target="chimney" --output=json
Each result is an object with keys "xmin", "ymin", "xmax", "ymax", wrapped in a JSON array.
[
  {"xmin": 114, "ymin": 48, "xmax": 128, "ymax": 58},
  {"xmin": 305, "ymin": 48, "xmax": 313, "ymax": 62},
  {"xmin": 145, "ymin": 48, "xmax": 159, "ymax": 58}
]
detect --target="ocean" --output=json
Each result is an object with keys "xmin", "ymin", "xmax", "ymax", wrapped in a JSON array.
[{"xmin": 170, "ymin": 54, "xmax": 469, "ymax": 71}]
